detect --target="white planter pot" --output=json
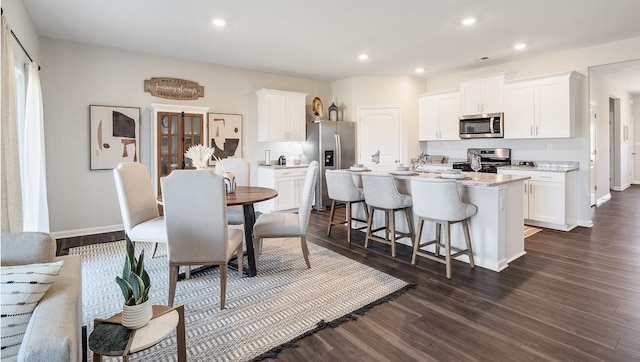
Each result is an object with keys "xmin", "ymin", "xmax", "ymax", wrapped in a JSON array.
[{"xmin": 121, "ymin": 299, "xmax": 153, "ymax": 329}]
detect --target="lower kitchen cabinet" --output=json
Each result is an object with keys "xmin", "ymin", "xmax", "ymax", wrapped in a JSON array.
[
  {"xmin": 255, "ymin": 166, "xmax": 308, "ymax": 213},
  {"xmin": 498, "ymin": 169, "xmax": 577, "ymax": 231}
]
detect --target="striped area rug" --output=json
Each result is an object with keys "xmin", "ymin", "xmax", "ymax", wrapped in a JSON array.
[{"xmin": 72, "ymin": 238, "xmax": 409, "ymax": 361}]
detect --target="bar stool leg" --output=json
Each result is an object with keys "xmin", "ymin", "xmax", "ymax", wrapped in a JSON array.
[
  {"xmin": 364, "ymin": 206, "xmax": 374, "ymax": 249},
  {"xmin": 462, "ymin": 219, "xmax": 475, "ymax": 268},
  {"xmin": 412, "ymin": 218, "xmax": 424, "ymax": 265},
  {"xmin": 327, "ymin": 200, "xmax": 337, "ymax": 236},
  {"xmin": 434, "ymin": 223, "xmax": 441, "ymax": 256},
  {"xmin": 390, "ymin": 209, "xmax": 396, "ymax": 258},
  {"xmin": 404, "ymin": 208, "xmax": 415, "ymax": 244},
  {"xmin": 444, "ymin": 222, "xmax": 452, "ymax": 279},
  {"xmin": 346, "ymin": 201, "xmax": 353, "ymax": 244}
]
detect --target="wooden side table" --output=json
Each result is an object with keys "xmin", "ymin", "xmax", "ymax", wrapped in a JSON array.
[{"xmin": 89, "ymin": 305, "xmax": 186, "ymax": 362}]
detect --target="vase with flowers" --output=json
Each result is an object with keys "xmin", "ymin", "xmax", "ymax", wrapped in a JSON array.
[{"xmin": 184, "ymin": 144, "xmax": 215, "ymax": 169}]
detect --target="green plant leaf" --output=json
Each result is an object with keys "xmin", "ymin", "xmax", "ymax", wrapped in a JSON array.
[
  {"xmin": 115, "ymin": 276, "xmax": 133, "ymax": 304},
  {"xmin": 128, "ymin": 272, "xmax": 144, "ymax": 303},
  {"xmin": 136, "ymin": 250, "xmax": 145, "ymax": 275}
]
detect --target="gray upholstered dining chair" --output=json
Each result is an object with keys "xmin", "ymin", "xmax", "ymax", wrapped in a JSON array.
[
  {"xmin": 216, "ymin": 158, "xmax": 250, "ymax": 225},
  {"xmin": 325, "ymin": 169, "xmax": 368, "ymax": 244},
  {"xmin": 252, "ymin": 161, "xmax": 319, "ymax": 269},
  {"xmin": 113, "ymin": 162, "xmax": 167, "ymax": 258},
  {"xmin": 161, "ymin": 170, "xmax": 244, "ymax": 309},
  {"xmin": 410, "ymin": 177, "xmax": 476, "ymax": 279},
  {"xmin": 361, "ymin": 173, "xmax": 414, "ymax": 258}
]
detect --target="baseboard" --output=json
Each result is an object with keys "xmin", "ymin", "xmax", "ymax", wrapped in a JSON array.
[
  {"xmin": 577, "ymin": 219, "xmax": 594, "ymax": 228},
  {"xmin": 50, "ymin": 224, "xmax": 124, "ymax": 239},
  {"xmin": 612, "ymin": 184, "xmax": 631, "ymax": 191},
  {"xmin": 596, "ymin": 193, "xmax": 611, "ymax": 206}
]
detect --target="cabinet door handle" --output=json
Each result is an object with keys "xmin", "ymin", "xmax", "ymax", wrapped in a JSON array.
[
  {"xmin": 539, "ymin": 176, "xmax": 553, "ymax": 179},
  {"xmin": 535, "ymin": 126, "xmax": 539, "ymax": 136}
]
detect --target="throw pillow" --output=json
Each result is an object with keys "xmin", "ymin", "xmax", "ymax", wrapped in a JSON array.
[{"xmin": 1, "ymin": 260, "xmax": 64, "ymax": 362}]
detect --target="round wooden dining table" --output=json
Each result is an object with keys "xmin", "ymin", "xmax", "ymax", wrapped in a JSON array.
[{"xmin": 157, "ymin": 186, "xmax": 278, "ymax": 277}]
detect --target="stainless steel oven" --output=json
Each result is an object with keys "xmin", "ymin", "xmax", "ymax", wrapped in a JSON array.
[{"xmin": 459, "ymin": 112, "xmax": 503, "ymax": 138}]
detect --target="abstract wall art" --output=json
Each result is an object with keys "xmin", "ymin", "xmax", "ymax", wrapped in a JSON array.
[
  {"xmin": 207, "ymin": 113, "xmax": 242, "ymax": 164},
  {"xmin": 90, "ymin": 105, "xmax": 140, "ymax": 170}
]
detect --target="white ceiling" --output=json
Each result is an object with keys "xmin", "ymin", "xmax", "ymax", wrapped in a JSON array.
[
  {"xmin": 591, "ymin": 59, "xmax": 640, "ymax": 95},
  {"xmin": 21, "ymin": 0, "xmax": 640, "ymax": 83}
]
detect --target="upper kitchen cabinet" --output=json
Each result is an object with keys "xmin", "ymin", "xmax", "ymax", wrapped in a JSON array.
[
  {"xmin": 256, "ymin": 88, "xmax": 308, "ymax": 142},
  {"xmin": 418, "ymin": 92, "xmax": 460, "ymax": 141},
  {"xmin": 504, "ymin": 72, "xmax": 581, "ymax": 139},
  {"xmin": 459, "ymin": 74, "xmax": 506, "ymax": 115}
]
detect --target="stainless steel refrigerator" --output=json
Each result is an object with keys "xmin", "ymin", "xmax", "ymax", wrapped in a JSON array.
[{"xmin": 302, "ymin": 121, "xmax": 356, "ymax": 211}]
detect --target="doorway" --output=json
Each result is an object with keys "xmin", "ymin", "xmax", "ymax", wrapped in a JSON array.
[
  {"xmin": 357, "ymin": 106, "xmax": 402, "ymax": 167},
  {"xmin": 609, "ymin": 98, "xmax": 620, "ymax": 190}
]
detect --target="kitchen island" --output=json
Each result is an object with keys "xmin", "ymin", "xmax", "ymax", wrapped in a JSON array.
[{"xmin": 349, "ymin": 171, "xmax": 530, "ymax": 272}]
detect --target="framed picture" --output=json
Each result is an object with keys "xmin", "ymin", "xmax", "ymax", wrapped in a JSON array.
[
  {"xmin": 208, "ymin": 113, "xmax": 242, "ymax": 164},
  {"xmin": 90, "ymin": 105, "xmax": 140, "ymax": 170}
]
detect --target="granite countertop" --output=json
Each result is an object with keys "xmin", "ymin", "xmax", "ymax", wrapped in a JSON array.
[
  {"xmin": 258, "ymin": 164, "xmax": 309, "ymax": 169},
  {"xmin": 350, "ymin": 170, "xmax": 530, "ymax": 187},
  {"xmin": 498, "ymin": 165, "xmax": 578, "ymax": 172}
]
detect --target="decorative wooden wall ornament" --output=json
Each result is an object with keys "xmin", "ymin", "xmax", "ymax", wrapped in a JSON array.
[{"xmin": 144, "ymin": 77, "xmax": 205, "ymax": 100}]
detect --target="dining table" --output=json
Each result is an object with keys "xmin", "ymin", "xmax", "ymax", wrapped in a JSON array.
[{"xmin": 158, "ymin": 185, "xmax": 278, "ymax": 277}]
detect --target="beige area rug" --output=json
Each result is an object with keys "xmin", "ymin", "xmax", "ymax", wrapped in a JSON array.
[
  {"xmin": 524, "ymin": 225, "xmax": 543, "ymax": 238},
  {"xmin": 71, "ymin": 238, "xmax": 410, "ymax": 361}
]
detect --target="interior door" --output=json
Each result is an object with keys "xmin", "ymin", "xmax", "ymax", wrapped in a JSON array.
[
  {"xmin": 358, "ymin": 106, "xmax": 401, "ymax": 167},
  {"xmin": 589, "ymin": 101, "xmax": 597, "ymax": 206}
]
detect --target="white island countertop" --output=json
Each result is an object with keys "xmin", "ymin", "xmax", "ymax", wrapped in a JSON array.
[{"xmin": 354, "ymin": 170, "xmax": 530, "ymax": 187}]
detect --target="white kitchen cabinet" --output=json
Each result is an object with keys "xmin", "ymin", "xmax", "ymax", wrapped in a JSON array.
[
  {"xmin": 497, "ymin": 169, "xmax": 577, "ymax": 231},
  {"xmin": 255, "ymin": 167, "xmax": 309, "ymax": 212},
  {"xmin": 459, "ymin": 74, "xmax": 506, "ymax": 115},
  {"xmin": 504, "ymin": 72, "xmax": 580, "ymax": 139},
  {"xmin": 418, "ymin": 92, "xmax": 460, "ymax": 141},
  {"xmin": 256, "ymin": 89, "xmax": 308, "ymax": 142}
]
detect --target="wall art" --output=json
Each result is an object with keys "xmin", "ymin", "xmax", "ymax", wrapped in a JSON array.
[
  {"xmin": 207, "ymin": 113, "xmax": 242, "ymax": 164},
  {"xmin": 90, "ymin": 105, "xmax": 140, "ymax": 170}
]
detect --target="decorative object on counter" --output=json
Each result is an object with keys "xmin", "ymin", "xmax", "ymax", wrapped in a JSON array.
[
  {"xmin": 428, "ymin": 155, "xmax": 445, "ymax": 164},
  {"xmin": 208, "ymin": 113, "xmax": 242, "ymax": 163},
  {"xmin": 144, "ymin": 77, "xmax": 204, "ymax": 100},
  {"xmin": 184, "ymin": 144, "xmax": 215, "ymax": 169},
  {"xmin": 371, "ymin": 150, "xmax": 380, "ymax": 165},
  {"xmin": 291, "ymin": 143, "xmax": 303, "ymax": 165},
  {"xmin": 265, "ymin": 149, "xmax": 271, "ymax": 165},
  {"xmin": 312, "ymin": 97, "xmax": 324, "ymax": 120},
  {"xmin": 328, "ymin": 102, "xmax": 339, "ymax": 121},
  {"xmin": 115, "ymin": 237, "xmax": 152, "ymax": 329},
  {"xmin": 213, "ymin": 155, "xmax": 236, "ymax": 193},
  {"xmin": 469, "ymin": 150, "xmax": 482, "ymax": 180},
  {"xmin": 278, "ymin": 154, "xmax": 287, "ymax": 166},
  {"xmin": 417, "ymin": 151, "xmax": 428, "ymax": 165},
  {"xmin": 90, "ymin": 105, "xmax": 140, "ymax": 170}
]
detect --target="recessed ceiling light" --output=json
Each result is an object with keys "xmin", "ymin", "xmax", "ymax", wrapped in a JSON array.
[
  {"xmin": 358, "ymin": 54, "xmax": 369, "ymax": 61},
  {"xmin": 415, "ymin": 67, "xmax": 425, "ymax": 74},
  {"xmin": 212, "ymin": 18, "xmax": 226, "ymax": 27},
  {"xmin": 514, "ymin": 43, "xmax": 527, "ymax": 50},
  {"xmin": 461, "ymin": 17, "xmax": 477, "ymax": 26}
]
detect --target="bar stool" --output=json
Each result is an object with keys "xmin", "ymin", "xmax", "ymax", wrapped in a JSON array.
[
  {"xmin": 361, "ymin": 173, "xmax": 414, "ymax": 257},
  {"xmin": 325, "ymin": 170, "xmax": 368, "ymax": 244},
  {"xmin": 410, "ymin": 177, "xmax": 476, "ymax": 279}
]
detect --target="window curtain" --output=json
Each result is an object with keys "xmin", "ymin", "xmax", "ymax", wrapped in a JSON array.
[
  {"xmin": 1, "ymin": 15, "xmax": 23, "ymax": 233},
  {"xmin": 21, "ymin": 62, "xmax": 49, "ymax": 232}
]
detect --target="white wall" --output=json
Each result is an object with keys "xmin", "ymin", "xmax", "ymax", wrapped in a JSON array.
[
  {"xmin": 420, "ymin": 36, "xmax": 640, "ymax": 227},
  {"xmin": 330, "ymin": 76, "xmax": 426, "ymax": 164},
  {"xmin": 39, "ymin": 38, "xmax": 330, "ymax": 236},
  {"xmin": 2, "ymin": 0, "xmax": 40, "ymax": 65}
]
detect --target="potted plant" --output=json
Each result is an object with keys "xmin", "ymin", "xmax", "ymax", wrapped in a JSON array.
[{"xmin": 115, "ymin": 237, "xmax": 153, "ymax": 329}]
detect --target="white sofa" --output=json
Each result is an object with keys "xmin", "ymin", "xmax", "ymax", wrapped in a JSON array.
[{"xmin": 1, "ymin": 232, "xmax": 82, "ymax": 362}]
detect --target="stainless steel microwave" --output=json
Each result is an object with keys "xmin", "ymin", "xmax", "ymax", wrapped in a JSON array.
[{"xmin": 459, "ymin": 112, "xmax": 504, "ymax": 138}]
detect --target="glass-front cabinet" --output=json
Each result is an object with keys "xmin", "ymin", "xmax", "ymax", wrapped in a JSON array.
[
  {"xmin": 157, "ymin": 112, "xmax": 203, "ymax": 191},
  {"xmin": 143, "ymin": 104, "xmax": 209, "ymax": 196}
]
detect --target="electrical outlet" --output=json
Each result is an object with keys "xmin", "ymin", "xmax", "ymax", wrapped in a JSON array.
[{"xmin": 547, "ymin": 144, "xmax": 553, "ymax": 151}]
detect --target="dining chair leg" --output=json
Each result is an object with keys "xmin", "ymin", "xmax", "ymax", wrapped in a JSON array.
[
  {"xmin": 236, "ymin": 244, "xmax": 244, "ymax": 277},
  {"xmin": 252, "ymin": 237, "xmax": 261, "ymax": 263},
  {"xmin": 462, "ymin": 219, "xmax": 475, "ymax": 268},
  {"xmin": 444, "ymin": 222, "xmax": 452, "ymax": 279},
  {"xmin": 184, "ymin": 266, "xmax": 191, "ymax": 280},
  {"xmin": 168, "ymin": 265, "xmax": 179, "ymax": 307},
  {"xmin": 327, "ymin": 200, "xmax": 337, "ymax": 236},
  {"xmin": 220, "ymin": 264, "xmax": 227, "ymax": 310},
  {"xmin": 390, "ymin": 209, "xmax": 396, "ymax": 258},
  {"xmin": 412, "ymin": 218, "xmax": 424, "ymax": 265},
  {"xmin": 152, "ymin": 242, "xmax": 160, "ymax": 258},
  {"xmin": 300, "ymin": 236, "xmax": 311, "ymax": 268},
  {"xmin": 346, "ymin": 201, "xmax": 352, "ymax": 244}
]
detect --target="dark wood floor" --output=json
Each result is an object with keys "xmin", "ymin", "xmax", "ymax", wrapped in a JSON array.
[{"xmin": 267, "ymin": 185, "xmax": 640, "ymax": 361}]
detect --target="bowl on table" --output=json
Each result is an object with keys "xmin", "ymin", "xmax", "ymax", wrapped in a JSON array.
[
  {"xmin": 395, "ymin": 165, "xmax": 410, "ymax": 171},
  {"xmin": 353, "ymin": 163, "xmax": 364, "ymax": 168}
]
